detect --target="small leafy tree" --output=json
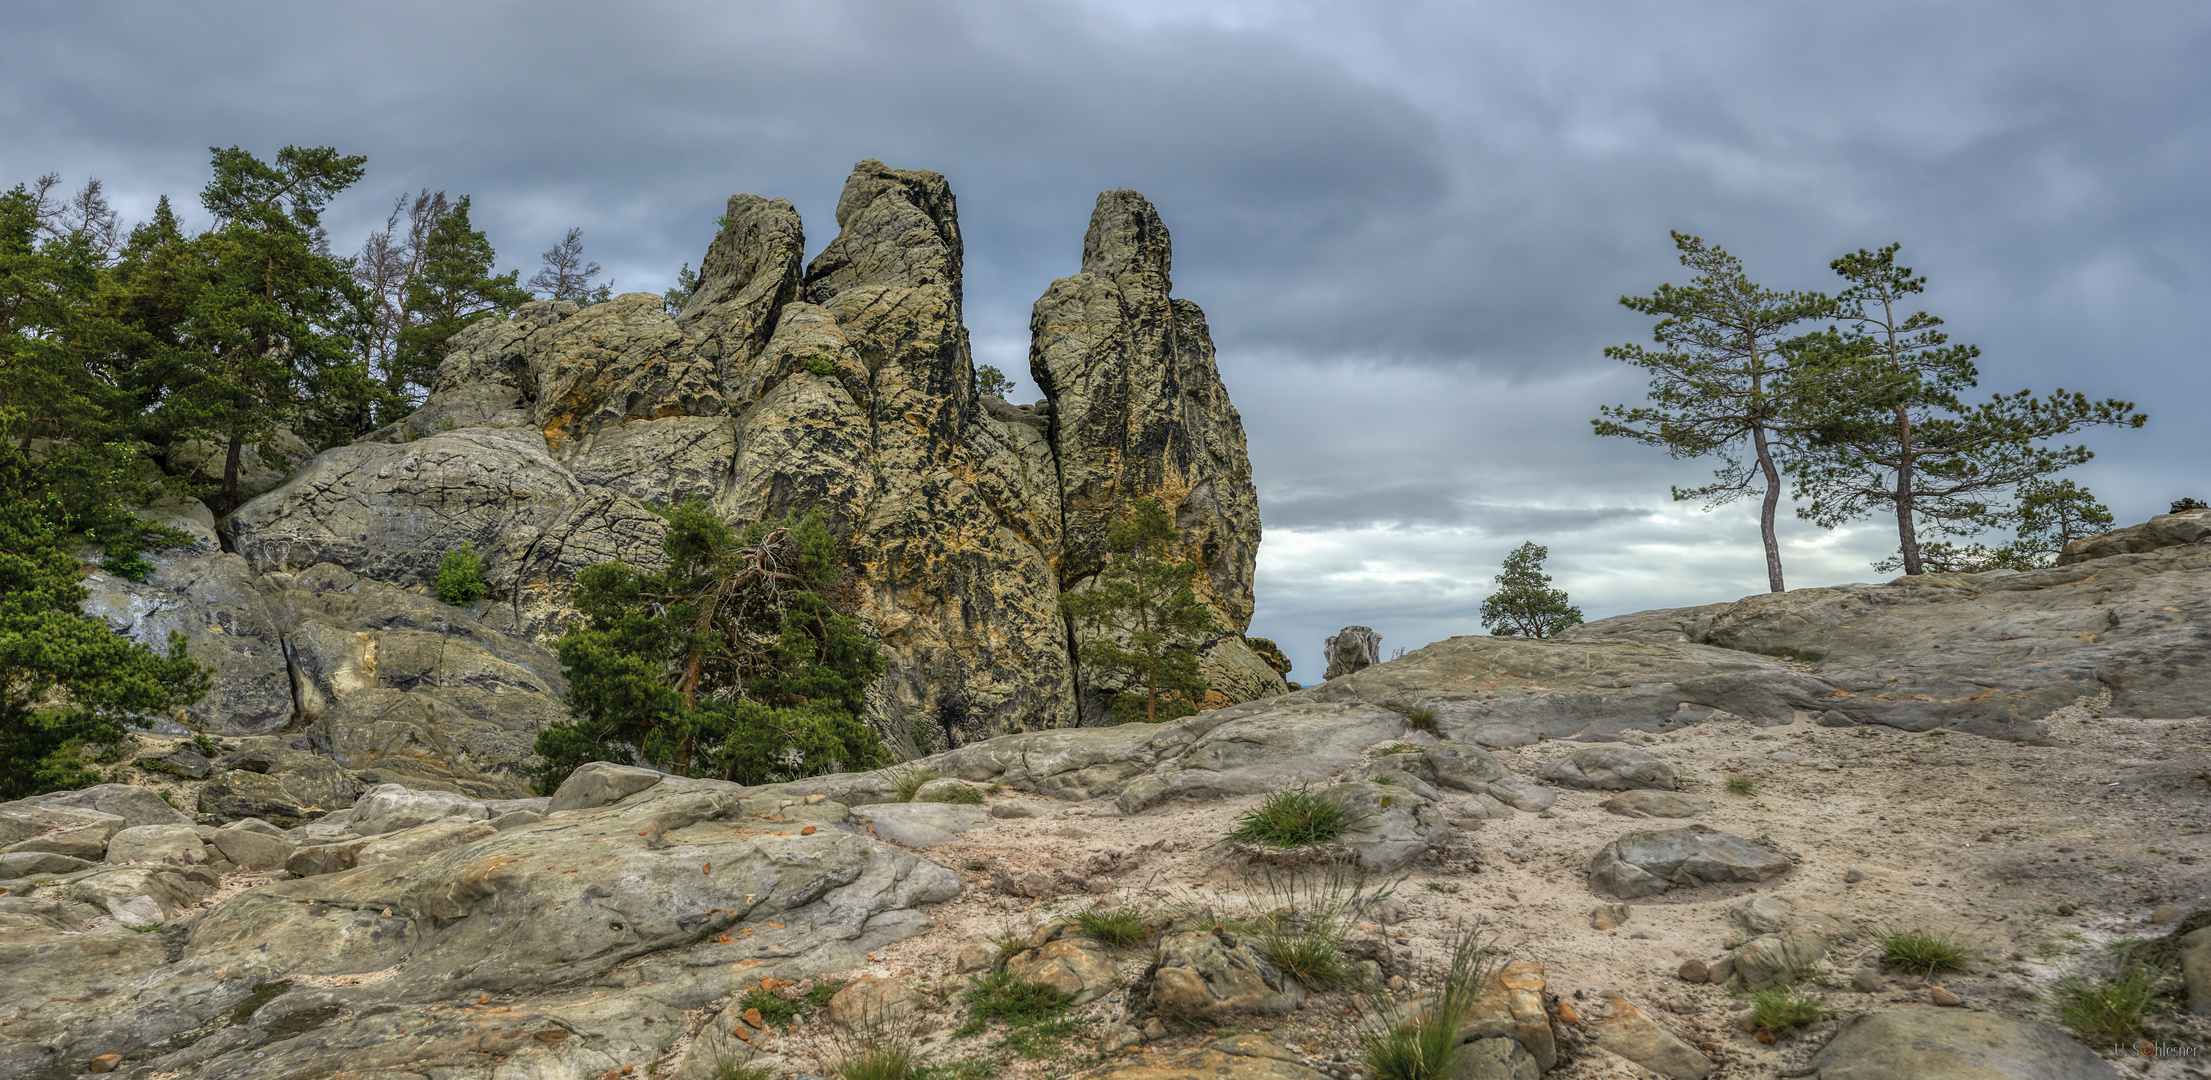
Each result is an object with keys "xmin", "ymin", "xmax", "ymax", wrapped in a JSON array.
[
  {"xmin": 1060, "ymin": 499, "xmax": 1220, "ymax": 722},
  {"xmin": 1594, "ymin": 232, "xmax": 1834, "ymax": 593},
  {"xmin": 663, "ymin": 262, "xmax": 698, "ymax": 316},
  {"xmin": 434, "ymin": 541, "xmax": 488, "ymax": 605},
  {"xmin": 532, "ymin": 502, "xmax": 889, "ymax": 792},
  {"xmin": 1479, "ymin": 542, "xmax": 1583, "ymax": 639}
]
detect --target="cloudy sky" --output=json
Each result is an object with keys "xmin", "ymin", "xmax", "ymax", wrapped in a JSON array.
[{"xmin": 8, "ymin": 1, "xmax": 2205, "ymax": 680}]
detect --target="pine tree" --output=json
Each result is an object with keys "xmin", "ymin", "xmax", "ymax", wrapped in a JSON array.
[
  {"xmin": 1791, "ymin": 244, "xmax": 2144, "ymax": 575},
  {"xmin": 0, "ymin": 426, "xmax": 207, "ymax": 798},
  {"xmin": 532, "ymin": 503, "xmax": 888, "ymax": 792},
  {"xmin": 528, "ymin": 227, "xmax": 611, "ymax": 303},
  {"xmin": 1479, "ymin": 542, "xmax": 1583, "ymax": 639},
  {"xmin": 394, "ymin": 196, "xmax": 529, "ymax": 395},
  {"xmin": 1060, "ymin": 499, "xmax": 1220, "ymax": 722},
  {"xmin": 663, "ymin": 262, "xmax": 699, "ymax": 316},
  {"xmin": 1595, "ymin": 233, "xmax": 1834, "ymax": 593}
]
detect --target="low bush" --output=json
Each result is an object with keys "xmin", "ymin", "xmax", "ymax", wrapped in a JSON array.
[
  {"xmin": 1723, "ymin": 773, "xmax": 1757, "ymax": 796},
  {"xmin": 1748, "ymin": 986, "xmax": 1828, "ymax": 1033},
  {"xmin": 2053, "ymin": 966, "xmax": 2170, "ymax": 1044},
  {"xmin": 435, "ymin": 541, "xmax": 489, "ymax": 605}
]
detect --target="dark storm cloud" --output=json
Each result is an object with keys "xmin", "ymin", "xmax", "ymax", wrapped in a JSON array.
[{"xmin": 4, "ymin": 0, "xmax": 2204, "ymax": 678}]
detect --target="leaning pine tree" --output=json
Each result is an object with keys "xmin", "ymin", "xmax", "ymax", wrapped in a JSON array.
[
  {"xmin": 532, "ymin": 502, "xmax": 888, "ymax": 793},
  {"xmin": 1479, "ymin": 542, "xmax": 1583, "ymax": 639},
  {"xmin": 1061, "ymin": 499, "xmax": 1220, "ymax": 723}
]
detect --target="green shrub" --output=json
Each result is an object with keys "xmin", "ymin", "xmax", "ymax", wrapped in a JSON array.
[
  {"xmin": 1724, "ymin": 773, "xmax": 1757, "ymax": 796},
  {"xmin": 2053, "ymin": 966, "xmax": 2170, "ymax": 1043},
  {"xmin": 1075, "ymin": 909, "xmax": 1149, "ymax": 948},
  {"xmin": 1748, "ymin": 986, "xmax": 1828, "ymax": 1032},
  {"xmin": 1227, "ymin": 788, "xmax": 1360, "ymax": 849},
  {"xmin": 805, "ymin": 353, "xmax": 840, "ymax": 378},
  {"xmin": 434, "ymin": 541, "xmax": 489, "ymax": 605},
  {"xmin": 1877, "ymin": 927, "xmax": 1971, "ymax": 976},
  {"xmin": 1362, "ymin": 929, "xmax": 1498, "ymax": 1080},
  {"xmin": 806, "ymin": 979, "xmax": 848, "ymax": 1008},
  {"xmin": 962, "ymin": 971, "xmax": 1073, "ymax": 1024}
]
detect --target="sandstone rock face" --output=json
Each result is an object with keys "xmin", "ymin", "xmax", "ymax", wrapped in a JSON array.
[
  {"xmin": 1324, "ymin": 626, "xmax": 1383, "ymax": 679},
  {"xmin": 1150, "ymin": 929, "xmax": 1304, "ymax": 1019},
  {"xmin": 192, "ymin": 161, "xmax": 1282, "ymax": 766},
  {"xmin": 1589, "ymin": 826, "xmax": 1794, "ymax": 899}
]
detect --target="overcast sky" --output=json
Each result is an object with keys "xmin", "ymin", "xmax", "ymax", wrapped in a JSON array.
[{"xmin": 8, "ymin": 1, "xmax": 2205, "ymax": 680}]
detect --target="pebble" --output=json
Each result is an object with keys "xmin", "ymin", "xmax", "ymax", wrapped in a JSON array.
[
  {"xmin": 1930, "ymin": 986, "xmax": 1961, "ymax": 1007},
  {"xmin": 1590, "ymin": 903, "xmax": 1629, "ymax": 931},
  {"xmin": 1677, "ymin": 959, "xmax": 1709, "ymax": 984},
  {"xmin": 1843, "ymin": 867, "xmax": 1868, "ymax": 883},
  {"xmin": 2151, "ymin": 904, "xmax": 2181, "ymax": 925},
  {"xmin": 86, "ymin": 1056, "xmax": 123, "ymax": 1074},
  {"xmin": 1850, "ymin": 968, "xmax": 1884, "ymax": 993},
  {"xmin": 2055, "ymin": 901, "xmax": 2078, "ymax": 916}
]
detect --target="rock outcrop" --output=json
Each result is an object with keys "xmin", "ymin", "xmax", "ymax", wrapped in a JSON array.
[{"xmin": 95, "ymin": 161, "xmax": 1287, "ymax": 770}]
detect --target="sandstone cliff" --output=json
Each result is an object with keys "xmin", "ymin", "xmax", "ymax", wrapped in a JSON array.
[{"xmin": 96, "ymin": 161, "xmax": 1287, "ymax": 775}]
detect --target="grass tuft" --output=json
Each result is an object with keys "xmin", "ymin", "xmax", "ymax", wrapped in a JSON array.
[
  {"xmin": 1075, "ymin": 908, "xmax": 1149, "ymax": 948},
  {"xmin": 1361, "ymin": 928, "xmax": 1499, "ymax": 1080},
  {"xmin": 1748, "ymin": 986, "xmax": 1829, "ymax": 1032},
  {"xmin": 1877, "ymin": 927, "xmax": 1971, "ymax": 976},
  {"xmin": 1724, "ymin": 773, "xmax": 1757, "ymax": 796},
  {"xmin": 1374, "ymin": 744, "xmax": 1422, "ymax": 756},
  {"xmin": 714, "ymin": 1062, "xmax": 775, "ymax": 1080},
  {"xmin": 1227, "ymin": 788, "xmax": 1360, "ymax": 849},
  {"xmin": 839, "ymin": 1042, "xmax": 921, "ymax": 1080},
  {"xmin": 890, "ymin": 765, "xmax": 939, "ymax": 803},
  {"xmin": 962, "ymin": 971, "xmax": 1074, "ymax": 1024},
  {"xmin": 1244, "ymin": 861, "xmax": 1390, "ymax": 990},
  {"xmin": 923, "ymin": 785, "xmax": 986, "ymax": 805},
  {"xmin": 2053, "ymin": 966, "xmax": 2171, "ymax": 1044},
  {"xmin": 1404, "ymin": 707, "xmax": 1438, "ymax": 732},
  {"xmin": 738, "ymin": 987, "xmax": 809, "ymax": 1029},
  {"xmin": 807, "ymin": 979, "xmax": 849, "ymax": 1008}
]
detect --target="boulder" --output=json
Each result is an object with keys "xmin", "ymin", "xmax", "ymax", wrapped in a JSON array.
[
  {"xmin": 1318, "ymin": 780, "xmax": 1448, "ymax": 873},
  {"xmin": 348, "ymin": 784, "xmax": 489, "ymax": 836},
  {"xmin": 104, "ymin": 824, "xmax": 211, "ymax": 866},
  {"xmin": 1585, "ymin": 993, "xmax": 1711, "ymax": 1079},
  {"xmin": 1149, "ymin": 929, "xmax": 1304, "ymax": 1019},
  {"xmin": 1808, "ymin": 1009, "xmax": 2118, "ymax": 1079},
  {"xmin": 861, "ymin": 803, "xmax": 989, "ymax": 848},
  {"xmin": 2182, "ymin": 925, "xmax": 2211, "ymax": 1015},
  {"xmin": 1540, "ymin": 746, "xmax": 1678, "ymax": 791},
  {"xmin": 0, "ymin": 804, "xmax": 124, "ymax": 860},
  {"xmin": 2059, "ymin": 508, "xmax": 2211, "ymax": 564},
  {"xmin": 65, "ymin": 864, "xmax": 215, "ymax": 926},
  {"xmin": 1006, "ymin": 937, "xmax": 1118, "ymax": 1005},
  {"xmin": 1067, "ymin": 1035, "xmax": 1329, "ymax": 1080},
  {"xmin": 0, "ymin": 850, "xmax": 95, "ymax": 877},
  {"xmin": 29, "ymin": 784, "xmax": 195, "ymax": 830},
  {"xmin": 210, "ymin": 827, "xmax": 296, "ymax": 871},
  {"xmin": 1729, "ymin": 894, "xmax": 1796, "ymax": 935},
  {"xmin": 353, "ymin": 819, "xmax": 498, "ymax": 866},
  {"xmin": 79, "ymin": 552, "xmax": 295, "ymax": 734},
  {"xmin": 1323, "ymin": 626, "xmax": 1383, "ymax": 679},
  {"xmin": 1590, "ymin": 826, "xmax": 1793, "ymax": 899},
  {"xmin": 546, "ymin": 762, "xmax": 664, "ymax": 813},
  {"xmin": 1711, "ymin": 928, "xmax": 1827, "ymax": 990},
  {"xmin": 1450, "ymin": 961, "xmax": 1559, "ymax": 1074},
  {"xmin": 825, "ymin": 976, "xmax": 919, "ymax": 1028},
  {"xmin": 1446, "ymin": 1038, "xmax": 1542, "ymax": 1080},
  {"xmin": 1602, "ymin": 791, "xmax": 1711, "ymax": 818}
]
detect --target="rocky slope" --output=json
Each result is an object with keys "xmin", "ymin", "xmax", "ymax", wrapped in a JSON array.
[
  {"xmin": 9, "ymin": 512, "xmax": 2206, "ymax": 1078},
  {"xmin": 86, "ymin": 161, "xmax": 1287, "ymax": 776}
]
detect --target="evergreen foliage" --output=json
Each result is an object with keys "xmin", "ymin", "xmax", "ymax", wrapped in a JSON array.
[
  {"xmin": 1059, "ymin": 499, "xmax": 1219, "ymax": 722},
  {"xmin": 532, "ymin": 502, "xmax": 889, "ymax": 793},
  {"xmin": 1594, "ymin": 232, "xmax": 1835, "ymax": 593},
  {"xmin": 974, "ymin": 363, "xmax": 1014, "ymax": 399},
  {"xmin": 1478, "ymin": 542, "xmax": 1582, "ymax": 638},
  {"xmin": 0, "ymin": 427, "xmax": 208, "ymax": 799},
  {"xmin": 394, "ymin": 195, "xmax": 530, "ymax": 393},
  {"xmin": 1790, "ymin": 244, "xmax": 2144, "ymax": 575},
  {"xmin": 434, "ymin": 541, "xmax": 488, "ymax": 605},
  {"xmin": 663, "ymin": 262, "xmax": 699, "ymax": 316}
]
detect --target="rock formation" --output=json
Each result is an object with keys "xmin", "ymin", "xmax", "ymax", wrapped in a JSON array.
[
  {"xmin": 92, "ymin": 161, "xmax": 1287, "ymax": 771},
  {"xmin": 1322, "ymin": 625, "xmax": 1382, "ymax": 680}
]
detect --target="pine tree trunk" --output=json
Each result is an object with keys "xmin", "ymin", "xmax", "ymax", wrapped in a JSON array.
[
  {"xmin": 217, "ymin": 431, "xmax": 245, "ymax": 516},
  {"xmin": 1752, "ymin": 423, "xmax": 1785, "ymax": 593},
  {"xmin": 1894, "ymin": 404, "xmax": 1922, "ymax": 576}
]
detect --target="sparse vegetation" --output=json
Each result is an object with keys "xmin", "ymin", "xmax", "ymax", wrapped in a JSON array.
[
  {"xmin": 1748, "ymin": 985, "xmax": 1829, "ymax": 1033},
  {"xmin": 737, "ymin": 986, "xmax": 808, "ymax": 1030},
  {"xmin": 922, "ymin": 784, "xmax": 985, "ymax": 805},
  {"xmin": 838, "ymin": 1041, "xmax": 921, "ymax": 1080},
  {"xmin": 2053, "ymin": 966, "xmax": 2170, "ymax": 1044},
  {"xmin": 807, "ymin": 979, "xmax": 848, "ymax": 1008},
  {"xmin": 1877, "ymin": 927, "xmax": 1971, "ymax": 976},
  {"xmin": 1404, "ymin": 706, "xmax": 1437, "ymax": 732},
  {"xmin": 1361, "ymin": 928, "xmax": 1499, "ymax": 1080},
  {"xmin": 2035, "ymin": 939, "xmax": 2071, "ymax": 959},
  {"xmin": 1374, "ymin": 744, "xmax": 1421, "ymax": 756},
  {"xmin": 1075, "ymin": 908, "xmax": 1149, "ymax": 948},
  {"xmin": 713, "ymin": 1061, "xmax": 775, "ymax": 1080},
  {"xmin": 1420, "ymin": 882, "xmax": 1461, "ymax": 894},
  {"xmin": 1245, "ymin": 862, "xmax": 1390, "ymax": 990},
  {"xmin": 1724, "ymin": 773, "xmax": 1758, "ymax": 796},
  {"xmin": 1227, "ymin": 787, "xmax": 1360, "ymax": 849}
]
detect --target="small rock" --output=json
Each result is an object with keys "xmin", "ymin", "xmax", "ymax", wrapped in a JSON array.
[
  {"xmin": 1592, "ymin": 903, "xmax": 1630, "ymax": 931},
  {"xmin": 1850, "ymin": 968, "xmax": 1884, "ymax": 993},
  {"xmin": 1141, "ymin": 1018, "xmax": 1167, "ymax": 1039},
  {"xmin": 1677, "ymin": 959, "xmax": 1709, "ymax": 984},
  {"xmin": 956, "ymin": 936, "xmax": 996, "ymax": 974},
  {"xmin": 1930, "ymin": 986, "xmax": 1961, "ymax": 1007},
  {"xmin": 2152, "ymin": 904, "xmax": 2182, "ymax": 925},
  {"xmin": 2054, "ymin": 901, "xmax": 2077, "ymax": 915},
  {"xmin": 1843, "ymin": 867, "xmax": 1868, "ymax": 883},
  {"xmin": 805, "ymin": 794, "xmax": 826, "ymax": 804},
  {"xmin": 988, "ymin": 800, "xmax": 1038, "ymax": 819},
  {"xmin": 86, "ymin": 1055, "xmax": 124, "ymax": 1074}
]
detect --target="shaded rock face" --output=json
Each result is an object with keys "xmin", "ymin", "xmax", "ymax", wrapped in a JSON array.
[
  {"xmin": 1324, "ymin": 626, "xmax": 1382, "ymax": 679},
  {"xmin": 202, "ymin": 161, "xmax": 1282, "ymax": 761}
]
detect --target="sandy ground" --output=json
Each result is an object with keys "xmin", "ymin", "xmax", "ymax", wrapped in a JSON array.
[{"xmin": 735, "ymin": 701, "xmax": 2211, "ymax": 1079}]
